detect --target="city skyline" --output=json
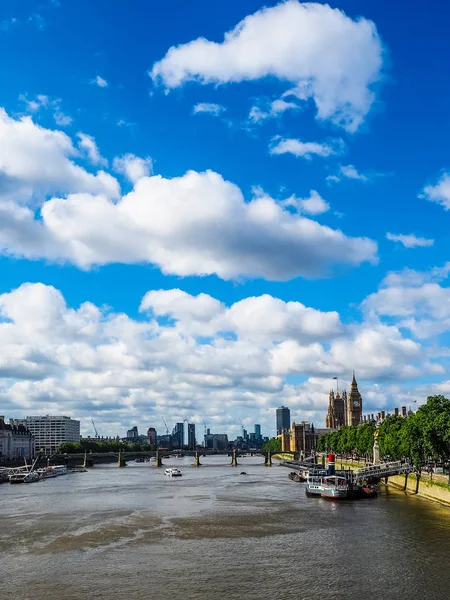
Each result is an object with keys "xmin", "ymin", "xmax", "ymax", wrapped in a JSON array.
[{"xmin": 0, "ymin": 0, "xmax": 448, "ymax": 437}]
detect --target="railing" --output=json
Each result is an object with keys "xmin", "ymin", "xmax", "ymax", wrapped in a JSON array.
[{"xmin": 353, "ymin": 461, "xmax": 414, "ymax": 482}]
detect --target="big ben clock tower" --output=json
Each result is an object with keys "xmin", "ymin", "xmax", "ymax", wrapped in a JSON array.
[{"xmin": 347, "ymin": 371, "xmax": 363, "ymax": 426}]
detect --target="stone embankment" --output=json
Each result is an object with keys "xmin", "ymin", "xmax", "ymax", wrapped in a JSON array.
[{"xmin": 386, "ymin": 472, "xmax": 450, "ymax": 507}]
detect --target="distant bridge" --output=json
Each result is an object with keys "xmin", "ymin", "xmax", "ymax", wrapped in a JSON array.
[{"xmin": 47, "ymin": 449, "xmax": 297, "ymax": 468}]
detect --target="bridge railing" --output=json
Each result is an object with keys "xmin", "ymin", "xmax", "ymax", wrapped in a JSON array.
[{"xmin": 353, "ymin": 461, "xmax": 414, "ymax": 481}]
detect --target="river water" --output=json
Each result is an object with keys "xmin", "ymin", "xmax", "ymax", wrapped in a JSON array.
[{"xmin": 1, "ymin": 455, "xmax": 450, "ymax": 599}]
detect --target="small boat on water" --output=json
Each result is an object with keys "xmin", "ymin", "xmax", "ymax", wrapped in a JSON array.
[
  {"xmin": 165, "ymin": 468, "xmax": 182, "ymax": 477},
  {"xmin": 52, "ymin": 465, "xmax": 68, "ymax": 476},
  {"xmin": 68, "ymin": 467, "xmax": 87, "ymax": 473},
  {"xmin": 288, "ymin": 471, "xmax": 306, "ymax": 483},
  {"xmin": 305, "ymin": 471, "xmax": 327, "ymax": 496}
]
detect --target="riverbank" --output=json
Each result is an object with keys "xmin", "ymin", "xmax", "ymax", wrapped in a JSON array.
[{"xmin": 385, "ymin": 472, "xmax": 450, "ymax": 507}]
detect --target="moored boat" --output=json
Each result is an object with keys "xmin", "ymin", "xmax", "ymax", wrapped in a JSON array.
[
  {"xmin": 288, "ymin": 471, "xmax": 306, "ymax": 483},
  {"xmin": 52, "ymin": 465, "xmax": 68, "ymax": 476},
  {"xmin": 36, "ymin": 467, "xmax": 58, "ymax": 479},
  {"xmin": 320, "ymin": 475, "xmax": 349, "ymax": 499}
]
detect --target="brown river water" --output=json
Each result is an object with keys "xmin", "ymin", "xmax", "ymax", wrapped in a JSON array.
[{"xmin": 1, "ymin": 455, "xmax": 450, "ymax": 600}]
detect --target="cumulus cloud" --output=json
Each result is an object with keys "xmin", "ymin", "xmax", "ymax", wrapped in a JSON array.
[
  {"xmin": 421, "ymin": 172, "xmax": 450, "ymax": 210},
  {"xmin": 113, "ymin": 154, "xmax": 153, "ymax": 183},
  {"xmin": 270, "ymin": 137, "xmax": 345, "ymax": 160},
  {"xmin": 0, "ymin": 113, "xmax": 377, "ymax": 278},
  {"xmin": 0, "ymin": 283, "xmax": 430, "ymax": 435},
  {"xmin": 0, "ymin": 108, "xmax": 119, "ymax": 203},
  {"xmin": 282, "ymin": 190, "xmax": 329, "ymax": 215},
  {"xmin": 150, "ymin": 1, "xmax": 384, "ymax": 131},
  {"xmin": 362, "ymin": 266, "xmax": 450, "ymax": 339},
  {"xmin": 77, "ymin": 133, "xmax": 107, "ymax": 166},
  {"xmin": 192, "ymin": 103, "xmax": 225, "ymax": 116},
  {"xmin": 386, "ymin": 232, "xmax": 434, "ymax": 248}
]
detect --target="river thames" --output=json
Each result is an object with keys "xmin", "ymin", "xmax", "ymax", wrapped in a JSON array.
[{"xmin": 2, "ymin": 456, "xmax": 450, "ymax": 599}]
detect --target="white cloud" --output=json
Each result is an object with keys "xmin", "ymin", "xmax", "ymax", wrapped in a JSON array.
[
  {"xmin": 77, "ymin": 133, "xmax": 107, "ymax": 166},
  {"xmin": 192, "ymin": 103, "xmax": 225, "ymax": 116},
  {"xmin": 249, "ymin": 98, "xmax": 300, "ymax": 123},
  {"xmin": 151, "ymin": 0, "xmax": 384, "ymax": 131},
  {"xmin": 0, "ymin": 108, "xmax": 119, "ymax": 203},
  {"xmin": 20, "ymin": 93, "xmax": 72, "ymax": 127},
  {"xmin": 1, "ymin": 282, "xmax": 430, "ymax": 435},
  {"xmin": 270, "ymin": 137, "xmax": 345, "ymax": 160},
  {"xmin": 386, "ymin": 232, "xmax": 434, "ymax": 248},
  {"xmin": 282, "ymin": 190, "xmax": 329, "ymax": 215},
  {"xmin": 326, "ymin": 164, "xmax": 370, "ymax": 184},
  {"xmin": 93, "ymin": 75, "xmax": 108, "ymax": 88},
  {"xmin": 113, "ymin": 154, "xmax": 153, "ymax": 183},
  {"xmin": 0, "ymin": 113, "xmax": 377, "ymax": 278},
  {"xmin": 422, "ymin": 172, "xmax": 450, "ymax": 210}
]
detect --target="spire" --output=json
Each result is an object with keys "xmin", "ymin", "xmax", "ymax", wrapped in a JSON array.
[{"xmin": 352, "ymin": 370, "xmax": 357, "ymax": 386}]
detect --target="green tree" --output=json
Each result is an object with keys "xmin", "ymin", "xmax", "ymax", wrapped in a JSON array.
[{"xmin": 262, "ymin": 437, "xmax": 282, "ymax": 453}]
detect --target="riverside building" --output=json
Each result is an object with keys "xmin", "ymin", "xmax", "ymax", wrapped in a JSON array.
[
  {"xmin": 26, "ymin": 415, "xmax": 80, "ymax": 454},
  {"xmin": 276, "ymin": 406, "xmax": 291, "ymax": 435},
  {"xmin": 0, "ymin": 417, "xmax": 35, "ymax": 460},
  {"xmin": 325, "ymin": 372, "xmax": 363, "ymax": 429}
]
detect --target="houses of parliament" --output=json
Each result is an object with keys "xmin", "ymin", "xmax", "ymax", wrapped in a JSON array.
[{"xmin": 325, "ymin": 372, "xmax": 363, "ymax": 429}]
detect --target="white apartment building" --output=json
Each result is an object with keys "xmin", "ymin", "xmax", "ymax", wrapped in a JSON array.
[{"xmin": 26, "ymin": 415, "xmax": 80, "ymax": 454}]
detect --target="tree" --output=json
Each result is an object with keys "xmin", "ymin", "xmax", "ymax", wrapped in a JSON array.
[{"xmin": 262, "ymin": 437, "xmax": 282, "ymax": 453}]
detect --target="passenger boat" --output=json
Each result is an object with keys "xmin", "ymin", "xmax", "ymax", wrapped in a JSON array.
[
  {"xmin": 10, "ymin": 471, "xmax": 40, "ymax": 484},
  {"xmin": 52, "ymin": 465, "xmax": 68, "ymax": 476},
  {"xmin": 305, "ymin": 471, "xmax": 327, "ymax": 496},
  {"xmin": 164, "ymin": 468, "xmax": 182, "ymax": 477},
  {"xmin": 36, "ymin": 467, "xmax": 58, "ymax": 479},
  {"xmin": 319, "ymin": 475, "xmax": 349, "ymax": 499}
]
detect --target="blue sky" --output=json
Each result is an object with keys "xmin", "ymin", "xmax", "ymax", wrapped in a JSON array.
[{"xmin": 0, "ymin": 0, "xmax": 450, "ymax": 438}]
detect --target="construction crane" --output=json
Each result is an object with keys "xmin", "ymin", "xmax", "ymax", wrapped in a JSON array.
[
  {"xmin": 91, "ymin": 419, "xmax": 99, "ymax": 438},
  {"xmin": 162, "ymin": 417, "xmax": 169, "ymax": 435}
]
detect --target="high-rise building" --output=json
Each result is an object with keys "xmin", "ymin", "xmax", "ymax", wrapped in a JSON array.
[
  {"xmin": 204, "ymin": 432, "xmax": 228, "ymax": 450},
  {"xmin": 254, "ymin": 424, "xmax": 261, "ymax": 438},
  {"xmin": 187, "ymin": 423, "xmax": 196, "ymax": 449},
  {"xmin": 276, "ymin": 406, "xmax": 290, "ymax": 435},
  {"xmin": 147, "ymin": 427, "xmax": 157, "ymax": 446},
  {"xmin": 26, "ymin": 415, "xmax": 80, "ymax": 454},
  {"xmin": 126, "ymin": 426, "xmax": 139, "ymax": 439},
  {"xmin": 172, "ymin": 422, "xmax": 184, "ymax": 448}
]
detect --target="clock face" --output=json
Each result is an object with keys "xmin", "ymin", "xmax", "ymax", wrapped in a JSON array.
[{"xmin": 353, "ymin": 400, "xmax": 359, "ymax": 408}]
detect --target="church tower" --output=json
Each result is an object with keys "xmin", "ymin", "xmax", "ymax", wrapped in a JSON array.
[{"xmin": 347, "ymin": 372, "xmax": 363, "ymax": 427}]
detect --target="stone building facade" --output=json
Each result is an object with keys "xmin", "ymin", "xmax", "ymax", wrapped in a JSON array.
[
  {"xmin": 280, "ymin": 421, "xmax": 317, "ymax": 454},
  {"xmin": 0, "ymin": 417, "xmax": 35, "ymax": 460},
  {"xmin": 325, "ymin": 372, "xmax": 363, "ymax": 429}
]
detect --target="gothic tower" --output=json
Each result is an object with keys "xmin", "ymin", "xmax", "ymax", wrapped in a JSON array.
[
  {"xmin": 347, "ymin": 372, "xmax": 363, "ymax": 426},
  {"xmin": 325, "ymin": 390, "xmax": 336, "ymax": 429},
  {"xmin": 342, "ymin": 390, "xmax": 348, "ymax": 426}
]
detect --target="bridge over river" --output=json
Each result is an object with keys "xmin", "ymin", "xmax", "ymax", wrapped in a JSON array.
[{"xmin": 44, "ymin": 449, "xmax": 298, "ymax": 468}]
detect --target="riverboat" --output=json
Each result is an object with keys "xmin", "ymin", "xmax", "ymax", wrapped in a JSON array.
[
  {"xmin": 164, "ymin": 468, "xmax": 182, "ymax": 477},
  {"xmin": 10, "ymin": 471, "xmax": 40, "ymax": 484},
  {"xmin": 305, "ymin": 471, "xmax": 327, "ymax": 496},
  {"xmin": 319, "ymin": 475, "xmax": 349, "ymax": 499},
  {"xmin": 52, "ymin": 465, "xmax": 68, "ymax": 476},
  {"xmin": 36, "ymin": 467, "xmax": 58, "ymax": 479}
]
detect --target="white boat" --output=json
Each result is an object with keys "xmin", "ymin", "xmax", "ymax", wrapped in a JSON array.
[
  {"xmin": 320, "ymin": 475, "xmax": 349, "ymax": 499},
  {"xmin": 10, "ymin": 471, "xmax": 40, "ymax": 484},
  {"xmin": 164, "ymin": 468, "xmax": 182, "ymax": 477},
  {"xmin": 36, "ymin": 467, "xmax": 57, "ymax": 479},
  {"xmin": 52, "ymin": 465, "xmax": 68, "ymax": 476}
]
